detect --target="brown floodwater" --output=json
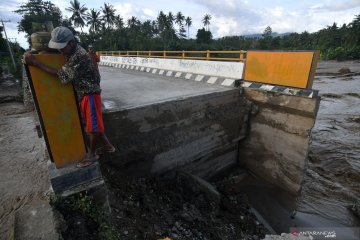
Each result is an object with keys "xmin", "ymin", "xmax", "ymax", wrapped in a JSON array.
[
  {"xmin": 237, "ymin": 62, "xmax": 360, "ymax": 240},
  {"xmin": 296, "ymin": 73, "xmax": 360, "ymax": 236}
]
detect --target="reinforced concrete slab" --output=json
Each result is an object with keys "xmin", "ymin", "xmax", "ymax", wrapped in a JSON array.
[{"xmin": 99, "ymin": 66, "xmax": 232, "ymax": 111}]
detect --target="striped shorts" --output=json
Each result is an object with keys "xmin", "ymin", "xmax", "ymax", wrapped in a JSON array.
[{"xmin": 80, "ymin": 93, "xmax": 104, "ymax": 133}]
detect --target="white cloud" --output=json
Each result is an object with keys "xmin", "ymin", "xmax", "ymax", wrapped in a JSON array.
[
  {"xmin": 113, "ymin": 3, "xmax": 143, "ymax": 22},
  {"xmin": 143, "ymin": 8, "xmax": 157, "ymax": 19},
  {"xmin": 310, "ymin": 0, "xmax": 360, "ymax": 12},
  {"xmin": 212, "ymin": 16, "xmax": 238, "ymax": 36}
]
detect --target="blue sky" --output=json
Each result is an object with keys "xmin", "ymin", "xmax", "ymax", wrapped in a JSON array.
[{"xmin": 1, "ymin": 0, "xmax": 360, "ymax": 48}]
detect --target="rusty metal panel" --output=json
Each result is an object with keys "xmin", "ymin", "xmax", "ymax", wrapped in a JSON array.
[
  {"xmin": 26, "ymin": 54, "xmax": 86, "ymax": 168},
  {"xmin": 244, "ymin": 51, "xmax": 319, "ymax": 89}
]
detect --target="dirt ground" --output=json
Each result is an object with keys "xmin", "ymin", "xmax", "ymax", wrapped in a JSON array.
[{"xmin": 0, "ymin": 77, "xmax": 51, "ymax": 238}]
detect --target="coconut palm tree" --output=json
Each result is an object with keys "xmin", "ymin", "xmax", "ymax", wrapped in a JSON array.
[
  {"xmin": 202, "ymin": 13, "xmax": 212, "ymax": 31},
  {"xmin": 66, "ymin": 0, "xmax": 88, "ymax": 32},
  {"xmin": 114, "ymin": 14, "xmax": 124, "ymax": 29},
  {"xmin": 167, "ymin": 12, "xmax": 175, "ymax": 30},
  {"xmin": 127, "ymin": 16, "xmax": 139, "ymax": 29},
  {"xmin": 175, "ymin": 12, "xmax": 185, "ymax": 37},
  {"xmin": 101, "ymin": 3, "xmax": 116, "ymax": 29},
  {"xmin": 185, "ymin": 16, "xmax": 192, "ymax": 39},
  {"xmin": 157, "ymin": 11, "xmax": 167, "ymax": 32},
  {"xmin": 86, "ymin": 8, "xmax": 102, "ymax": 33}
]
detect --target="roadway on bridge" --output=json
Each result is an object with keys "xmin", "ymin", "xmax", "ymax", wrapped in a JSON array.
[{"xmin": 99, "ymin": 66, "xmax": 233, "ymax": 111}]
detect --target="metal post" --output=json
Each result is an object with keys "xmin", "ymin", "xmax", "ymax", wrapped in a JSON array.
[{"xmin": 1, "ymin": 20, "xmax": 16, "ymax": 70}]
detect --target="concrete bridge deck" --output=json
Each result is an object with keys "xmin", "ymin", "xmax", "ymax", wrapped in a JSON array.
[{"xmin": 100, "ymin": 66, "xmax": 232, "ymax": 111}]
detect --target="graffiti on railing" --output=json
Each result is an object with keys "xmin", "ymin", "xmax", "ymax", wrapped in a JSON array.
[{"xmin": 99, "ymin": 50, "xmax": 246, "ymax": 62}]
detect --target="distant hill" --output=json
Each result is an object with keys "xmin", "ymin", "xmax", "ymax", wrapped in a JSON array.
[{"xmin": 243, "ymin": 32, "xmax": 292, "ymax": 39}]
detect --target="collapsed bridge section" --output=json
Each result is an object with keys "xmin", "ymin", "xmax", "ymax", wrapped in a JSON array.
[{"xmin": 99, "ymin": 50, "xmax": 320, "ymax": 196}]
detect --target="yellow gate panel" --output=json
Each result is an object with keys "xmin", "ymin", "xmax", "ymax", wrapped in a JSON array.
[
  {"xmin": 26, "ymin": 54, "xmax": 86, "ymax": 168},
  {"xmin": 244, "ymin": 51, "xmax": 319, "ymax": 89}
]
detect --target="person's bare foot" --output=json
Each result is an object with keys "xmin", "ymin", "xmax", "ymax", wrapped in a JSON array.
[
  {"xmin": 95, "ymin": 146, "xmax": 116, "ymax": 155},
  {"xmin": 76, "ymin": 153, "xmax": 99, "ymax": 168}
]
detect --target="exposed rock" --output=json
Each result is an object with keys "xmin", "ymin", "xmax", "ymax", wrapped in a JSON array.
[
  {"xmin": 177, "ymin": 171, "xmax": 221, "ymax": 206},
  {"xmin": 338, "ymin": 67, "xmax": 351, "ymax": 75},
  {"xmin": 348, "ymin": 202, "xmax": 360, "ymax": 219}
]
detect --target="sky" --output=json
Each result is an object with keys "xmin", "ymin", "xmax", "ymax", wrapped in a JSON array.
[{"xmin": 1, "ymin": 0, "xmax": 360, "ymax": 49}]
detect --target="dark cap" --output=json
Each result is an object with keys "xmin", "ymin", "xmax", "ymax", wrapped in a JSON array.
[{"xmin": 48, "ymin": 27, "xmax": 75, "ymax": 49}]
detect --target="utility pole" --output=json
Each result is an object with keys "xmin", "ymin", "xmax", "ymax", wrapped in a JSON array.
[{"xmin": 1, "ymin": 20, "xmax": 16, "ymax": 70}]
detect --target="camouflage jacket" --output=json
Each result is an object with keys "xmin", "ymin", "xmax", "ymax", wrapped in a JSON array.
[{"xmin": 57, "ymin": 44, "xmax": 101, "ymax": 100}]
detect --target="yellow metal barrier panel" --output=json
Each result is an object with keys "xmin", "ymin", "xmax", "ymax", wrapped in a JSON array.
[
  {"xmin": 244, "ymin": 51, "xmax": 319, "ymax": 89},
  {"xmin": 26, "ymin": 54, "xmax": 86, "ymax": 168}
]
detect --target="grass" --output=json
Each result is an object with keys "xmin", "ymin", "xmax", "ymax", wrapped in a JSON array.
[{"xmin": 51, "ymin": 192, "xmax": 120, "ymax": 240}]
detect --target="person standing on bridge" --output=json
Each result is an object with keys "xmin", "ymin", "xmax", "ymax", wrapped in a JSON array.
[
  {"xmin": 88, "ymin": 44, "xmax": 100, "ymax": 76},
  {"xmin": 23, "ymin": 26, "xmax": 115, "ymax": 168}
]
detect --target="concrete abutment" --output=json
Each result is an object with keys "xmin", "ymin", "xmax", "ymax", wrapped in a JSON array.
[{"xmin": 103, "ymin": 89, "xmax": 251, "ymax": 180}]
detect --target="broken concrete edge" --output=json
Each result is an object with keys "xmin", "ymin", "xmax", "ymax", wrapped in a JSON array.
[
  {"xmin": 243, "ymin": 88, "xmax": 321, "ymax": 118},
  {"xmin": 99, "ymin": 62, "xmax": 240, "ymax": 88},
  {"xmin": 241, "ymin": 81, "xmax": 319, "ymax": 99}
]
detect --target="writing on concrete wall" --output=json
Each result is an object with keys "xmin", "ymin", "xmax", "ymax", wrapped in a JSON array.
[
  {"xmin": 100, "ymin": 56, "xmax": 244, "ymax": 79},
  {"xmin": 178, "ymin": 60, "xmax": 240, "ymax": 75}
]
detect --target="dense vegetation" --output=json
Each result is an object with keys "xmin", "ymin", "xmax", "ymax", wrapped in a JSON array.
[{"xmin": 1, "ymin": 0, "xmax": 360, "ymax": 68}]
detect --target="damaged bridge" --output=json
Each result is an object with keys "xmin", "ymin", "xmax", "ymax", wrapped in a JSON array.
[{"xmin": 98, "ymin": 50, "xmax": 320, "ymax": 197}]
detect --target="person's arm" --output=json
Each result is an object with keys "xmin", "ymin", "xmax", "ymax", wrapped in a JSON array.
[
  {"xmin": 23, "ymin": 52, "xmax": 58, "ymax": 76},
  {"xmin": 96, "ymin": 53, "xmax": 100, "ymax": 63}
]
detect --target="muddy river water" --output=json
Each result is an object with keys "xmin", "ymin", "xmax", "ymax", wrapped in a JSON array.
[
  {"xmin": 242, "ymin": 61, "xmax": 360, "ymax": 239},
  {"xmin": 298, "ymin": 65, "xmax": 360, "ymax": 236}
]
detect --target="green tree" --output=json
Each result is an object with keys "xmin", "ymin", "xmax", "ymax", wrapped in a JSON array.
[
  {"xmin": 66, "ymin": 0, "xmax": 88, "ymax": 32},
  {"xmin": 101, "ymin": 3, "xmax": 116, "ymax": 29},
  {"xmin": 185, "ymin": 16, "xmax": 192, "ymax": 39},
  {"xmin": 127, "ymin": 16, "xmax": 140, "ymax": 29},
  {"xmin": 0, "ymin": 26, "xmax": 7, "ymax": 51},
  {"xmin": 196, "ymin": 28, "xmax": 212, "ymax": 44},
  {"xmin": 259, "ymin": 26, "xmax": 273, "ymax": 49},
  {"xmin": 156, "ymin": 11, "xmax": 177, "ymax": 49},
  {"xmin": 175, "ymin": 12, "xmax": 186, "ymax": 38},
  {"xmin": 262, "ymin": 26, "xmax": 272, "ymax": 37},
  {"xmin": 14, "ymin": 0, "xmax": 63, "ymax": 36},
  {"xmin": 86, "ymin": 8, "xmax": 102, "ymax": 33},
  {"xmin": 202, "ymin": 14, "xmax": 211, "ymax": 31},
  {"xmin": 167, "ymin": 12, "xmax": 175, "ymax": 29},
  {"xmin": 114, "ymin": 15, "xmax": 124, "ymax": 29}
]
